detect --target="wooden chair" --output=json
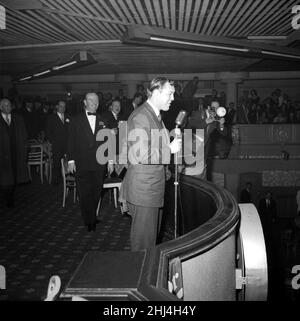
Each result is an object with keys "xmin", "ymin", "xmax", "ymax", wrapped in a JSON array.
[
  {"xmin": 27, "ymin": 144, "xmax": 48, "ymax": 184},
  {"xmin": 96, "ymin": 176, "xmax": 122, "ymax": 216},
  {"xmin": 61, "ymin": 158, "xmax": 77, "ymax": 207}
]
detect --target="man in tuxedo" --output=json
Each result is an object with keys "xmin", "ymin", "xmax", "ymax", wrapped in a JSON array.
[
  {"xmin": 0, "ymin": 98, "xmax": 29, "ymax": 207},
  {"xmin": 67, "ymin": 93, "xmax": 113, "ymax": 232},
  {"xmin": 122, "ymin": 77, "xmax": 182, "ymax": 251},
  {"xmin": 45, "ymin": 100, "xmax": 68, "ymax": 185}
]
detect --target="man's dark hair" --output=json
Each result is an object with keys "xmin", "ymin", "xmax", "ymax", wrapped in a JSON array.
[
  {"xmin": 133, "ymin": 92, "xmax": 143, "ymax": 100},
  {"xmin": 147, "ymin": 77, "xmax": 174, "ymax": 98}
]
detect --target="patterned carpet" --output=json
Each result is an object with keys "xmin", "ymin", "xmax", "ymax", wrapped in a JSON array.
[
  {"xmin": 0, "ymin": 175, "xmax": 131, "ymax": 301},
  {"xmin": 0, "ymin": 174, "xmax": 299, "ymax": 301}
]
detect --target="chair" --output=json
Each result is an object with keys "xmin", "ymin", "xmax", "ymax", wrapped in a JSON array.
[
  {"xmin": 96, "ymin": 176, "xmax": 122, "ymax": 216},
  {"xmin": 27, "ymin": 144, "xmax": 48, "ymax": 184},
  {"xmin": 43, "ymin": 142, "xmax": 53, "ymax": 184},
  {"xmin": 61, "ymin": 157, "xmax": 77, "ymax": 207}
]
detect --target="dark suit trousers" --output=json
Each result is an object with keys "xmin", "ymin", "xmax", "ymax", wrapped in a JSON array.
[
  {"xmin": 127, "ymin": 202, "xmax": 162, "ymax": 251},
  {"xmin": 76, "ymin": 170, "xmax": 105, "ymax": 225}
]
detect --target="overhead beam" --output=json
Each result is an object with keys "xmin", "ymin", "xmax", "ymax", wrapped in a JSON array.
[
  {"xmin": 0, "ymin": 0, "xmax": 43, "ymax": 10},
  {"xmin": 0, "ymin": 39, "xmax": 121, "ymax": 50},
  {"xmin": 278, "ymin": 29, "xmax": 300, "ymax": 46},
  {"xmin": 122, "ymin": 25, "xmax": 300, "ymax": 61}
]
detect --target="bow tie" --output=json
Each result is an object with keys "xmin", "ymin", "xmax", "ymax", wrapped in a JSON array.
[{"xmin": 87, "ymin": 112, "xmax": 97, "ymax": 116}]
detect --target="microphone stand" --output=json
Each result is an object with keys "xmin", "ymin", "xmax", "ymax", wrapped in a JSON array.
[{"xmin": 174, "ymin": 125, "xmax": 180, "ymax": 239}]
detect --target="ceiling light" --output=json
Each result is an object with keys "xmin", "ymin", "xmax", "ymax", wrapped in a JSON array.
[
  {"xmin": 150, "ymin": 36, "xmax": 249, "ymax": 53},
  {"xmin": 261, "ymin": 50, "xmax": 300, "ymax": 60},
  {"xmin": 248, "ymin": 35, "xmax": 287, "ymax": 40},
  {"xmin": 33, "ymin": 69, "xmax": 51, "ymax": 77},
  {"xmin": 53, "ymin": 60, "xmax": 77, "ymax": 70},
  {"xmin": 18, "ymin": 75, "xmax": 32, "ymax": 81}
]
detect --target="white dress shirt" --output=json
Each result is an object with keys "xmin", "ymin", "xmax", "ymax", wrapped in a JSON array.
[
  {"xmin": 57, "ymin": 112, "xmax": 64, "ymax": 123},
  {"xmin": 1, "ymin": 112, "xmax": 11, "ymax": 125},
  {"xmin": 85, "ymin": 109, "xmax": 96, "ymax": 134}
]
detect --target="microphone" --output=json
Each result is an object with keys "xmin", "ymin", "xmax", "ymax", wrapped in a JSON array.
[
  {"xmin": 216, "ymin": 106, "xmax": 226, "ymax": 131},
  {"xmin": 175, "ymin": 110, "xmax": 187, "ymax": 128}
]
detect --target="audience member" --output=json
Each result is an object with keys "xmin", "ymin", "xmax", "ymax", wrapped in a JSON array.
[
  {"xmin": 182, "ymin": 76, "xmax": 199, "ymax": 98},
  {"xmin": 19, "ymin": 100, "xmax": 39, "ymax": 139},
  {"xmin": 240, "ymin": 182, "xmax": 252, "ymax": 203},
  {"xmin": 0, "ymin": 98, "xmax": 29, "ymax": 207},
  {"xmin": 123, "ymin": 92, "xmax": 143, "ymax": 120},
  {"xmin": 67, "ymin": 92, "xmax": 114, "ymax": 232},
  {"xmin": 45, "ymin": 100, "xmax": 69, "ymax": 185}
]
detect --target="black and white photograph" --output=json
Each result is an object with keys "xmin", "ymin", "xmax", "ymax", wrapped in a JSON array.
[{"xmin": 0, "ymin": 0, "xmax": 300, "ymax": 307}]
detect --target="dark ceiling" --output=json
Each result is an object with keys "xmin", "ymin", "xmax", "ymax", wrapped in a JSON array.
[{"xmin": 1, "ymin": 0, "xmax": 300, "ymax": 79}]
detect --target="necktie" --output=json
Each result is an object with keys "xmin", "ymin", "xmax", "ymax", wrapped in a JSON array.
[
  {"xmin": 157, "ymin": 114, "xmax": 162, "ymax": 122},
  {"xmin": 61, "ymin": 114, "xmax": 64, "ymax": 123},
  {"xmin": 87, "ymin": 112, "xmax": 97, "ymax": 116}
]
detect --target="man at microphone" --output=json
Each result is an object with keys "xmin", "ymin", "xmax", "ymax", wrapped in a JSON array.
[{"xmin": 122, "ymin": 77, "xmax": 182, "ymax": 251}]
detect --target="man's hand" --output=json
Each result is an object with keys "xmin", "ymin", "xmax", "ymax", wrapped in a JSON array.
[
  {"xmin": 219, "ymin": 118, "xmax": 225, "ymax": 126},
  {"xmin": 68, "ymin": 161, "xmax": 76, "ymax": 173},
  {"xmin": 165, "ymin": 167, "xmax": 172, "ymax": 181},
  {"xmin": 108, "ymin": 162, "xmax": 114, "ymax": 175},
  {"xmin": 169, "ymin": 137, "xmax": 182, "ymax": 154},
  {"xmin": 205, "ymin": 116, "xmax": 214, "ymax": 124}
]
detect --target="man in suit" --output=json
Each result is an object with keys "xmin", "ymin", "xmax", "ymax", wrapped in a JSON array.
[
  {"xmin": 123, "ymin": 92, "xmax": 143, "ymax": 121},
  {"xmin": 19, "ymin": 100, "xmax": 39, "ymax": 139},
  {"xmin": 67, "ymin": 93, "xmax": 113, "ymax": 232},
  {"xmin": 240, "ymin": 182, "xmax": 253, "ymax": 203},
  {"xmin": 101, "ymin": 98, "xmax": 122, "ymax": 157},
  {"xmin": 45, "ymin": 100, "xmax": 69, "ymax": 185},
  {"xmin": 258, "ymin": 191, "xmax": 277, "ymax": 238},
  {"xmin": 0, "ymin": 98, "xmax": 29, "ymax": 207},
  {"xmin": 122, "ymin": 77, "xmax": 182, "ymax": 251},
  {"xmin": 101, "ymin": 98, "xmax": 121, "ymax": 128}
]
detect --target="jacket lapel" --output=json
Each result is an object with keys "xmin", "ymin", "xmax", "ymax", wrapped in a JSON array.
[{"xmin": 80, "ymin": 112, "xmax": 94, "ymax": 144}]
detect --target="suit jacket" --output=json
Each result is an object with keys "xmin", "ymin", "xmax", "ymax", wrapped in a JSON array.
[
  {"xmin": 101, "ymin": 111, "xmax": 119, "ymax": 129},
  {"xmin": 67, "ymin": 111, "xmax": 109, "ymax": 171},
  {"xmin": 240, "ymin": 189, "xmax": 252, "ymax": 203},
  {"xmin": 18, "ymin": 107, "xmax": 39, "ymax": 139},
  {"xmin": 122, "ymin": 102, "xmax": 170, "ymax": 208},
  {"xmin": 45, "ymin": 113, "xmax": 69, "ymax": 158},
  {"xmin": 187, "ymin": 109, "xmax": 227, "ymax": 159},
  {"xmin": 258, "ymin": 198, "xmax": 277, "ymax": 229},
  {"xmin": 0, "ymin": 114, "xmax": 29, "ymax": 186}
]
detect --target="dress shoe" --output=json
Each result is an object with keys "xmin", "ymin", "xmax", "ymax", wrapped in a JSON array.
[
  {"xmin": 91, "ymin": 222, "xmax": 96, "ymax": 231},
  {"xmin": 95, "ymin": 218, "xmax": 102, "ymax": 224},
  {"xmin": 87, "ymin": 224, "xmax": 93, "ymax": 232}
]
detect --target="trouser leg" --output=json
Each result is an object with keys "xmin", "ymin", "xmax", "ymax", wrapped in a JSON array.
[{"xmin": 127, "ymin": 202, "xmax": 161, "ymax": 251}]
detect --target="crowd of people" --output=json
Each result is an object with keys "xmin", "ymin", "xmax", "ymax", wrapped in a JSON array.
[{"xmin": 237, "ymin": 88, "xmax": 300, "ymax": 124}]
